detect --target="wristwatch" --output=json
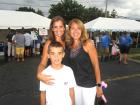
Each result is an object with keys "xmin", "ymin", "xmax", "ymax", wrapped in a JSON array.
[{"xmin": 96, "ymin": 83, "xmax": 101, "ymax": 87}]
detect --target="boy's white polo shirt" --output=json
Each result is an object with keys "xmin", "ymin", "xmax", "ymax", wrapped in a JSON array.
[{"xmin": 40, "ymin": 65, "xmax": 76, "ymax": 105}]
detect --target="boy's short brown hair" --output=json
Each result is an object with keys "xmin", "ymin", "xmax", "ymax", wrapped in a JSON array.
[{"xmin": 48, "ymin": 41, "xmax": 64, "ymax": 53}]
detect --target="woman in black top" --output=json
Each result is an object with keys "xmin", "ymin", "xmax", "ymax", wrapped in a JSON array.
[
  {"xmin": 67, "ymin": 18, "xmax": 103, "ymax": 105},
  {"xmin": 37, "ymin": 16, "xmax": 70, "ymax": 84}
]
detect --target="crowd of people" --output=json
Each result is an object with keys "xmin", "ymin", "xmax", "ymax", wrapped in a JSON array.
[
  {"xmin": 95, "ymin": 31, "xmax": 133, "ymax": 64},
  {"xmin": 5, "ymin": 29, "xmax": 45, "ymax": 62},
  {"xmin": 4, "ymin": 15, "xmax": 133, "ymax": 105}
]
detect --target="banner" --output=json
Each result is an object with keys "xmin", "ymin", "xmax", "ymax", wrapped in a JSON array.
[{"xmin": 39, "ymin": 28, "xmax": 48, "ymax": 36}]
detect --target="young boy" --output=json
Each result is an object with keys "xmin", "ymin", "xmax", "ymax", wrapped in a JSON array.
[{"xmin": 39, "ymin": 42, "xmax": 76, "ymax": 105}]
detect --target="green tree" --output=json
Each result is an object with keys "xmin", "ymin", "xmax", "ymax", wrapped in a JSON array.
[
  {"xmin": 110, "ymin": 9, "xmax": 118, "ymax": 18},
  {"xmin": 36, "ymin": 9, "xmax": 44, "ymax": 16},
  {"xmin": 16, "ymin": 7, "xmax": 44, "ymax": 16},
  {"xmin": 48, "ymin": 0, "xmax": 112, "ymax": 23},
  {"xmin": 48, "ymin": 0, "xmax": 85, "ymax": 24},
  {"xmin": 83, "ymin": 7, "xmax": 106, "ymax": 23},
  {"xmin": 17, "ymin": 7, "xmax": 35, "ymax": 13}
]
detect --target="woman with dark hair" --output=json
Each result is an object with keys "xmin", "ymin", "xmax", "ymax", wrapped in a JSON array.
[{"xmin": 37, "ymin": 16, "xmax": 69, "ymax": 84}]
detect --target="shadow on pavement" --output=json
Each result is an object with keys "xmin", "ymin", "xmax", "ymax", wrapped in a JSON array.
[{"xmin": 0, "ymin": 56, "xmax": 140, "ymax": 105}]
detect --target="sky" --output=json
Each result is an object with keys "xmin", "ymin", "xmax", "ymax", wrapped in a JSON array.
[{"xmin": 0, "ymin": 0, "xmax": 140, "ymax": 19}]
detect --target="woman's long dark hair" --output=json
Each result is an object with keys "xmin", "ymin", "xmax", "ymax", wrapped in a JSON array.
[{"xmin": 49, "ymin": 16, "xmax": 66, "ymax": 42}]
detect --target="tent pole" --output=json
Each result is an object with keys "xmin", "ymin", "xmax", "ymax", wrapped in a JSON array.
[{"xmin": 136, "ymin": 32, "xmax": 139, "ymax": 48}]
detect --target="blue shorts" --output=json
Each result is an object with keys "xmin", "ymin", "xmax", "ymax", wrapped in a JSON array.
[{"xmin": 119, "ymin": 45, "xmax": 130, "ymax": 54}]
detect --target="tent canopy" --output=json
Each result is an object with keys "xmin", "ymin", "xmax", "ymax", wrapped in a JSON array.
[
  {"xmin": 85, "ymin": 17, "xmax": 140, "ymax": 32},
  {"xmin": 0, "ymin": 10, "xmax": 51, "ymax": 29}
]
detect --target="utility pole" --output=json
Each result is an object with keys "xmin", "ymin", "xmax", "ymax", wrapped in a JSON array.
[{"xmin": 105, "ymin": 0, "xmax": 108, "ymax": 17}]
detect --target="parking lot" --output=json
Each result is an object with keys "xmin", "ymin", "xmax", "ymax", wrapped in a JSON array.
[{"xmin": 0, "ymin": 56, "xmax": 140, "ymax": 105}]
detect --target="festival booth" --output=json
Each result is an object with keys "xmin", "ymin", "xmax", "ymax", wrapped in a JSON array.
[
  {"xmin": 0, "ymin": 10, "xmax": 51, "ymax": 29},
  {"xmin": 85, "ymin": 17, "xmax": 140, "ymax": 48},
  {"xmin": 85, "ymin": 17, "xmax": 140, "ymax": 32},
  {"xmin": 0, "ymin": 10, "xmax": 51, "ymax": 56}
]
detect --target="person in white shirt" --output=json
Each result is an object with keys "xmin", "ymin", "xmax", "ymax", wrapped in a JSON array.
[
  {"xmin": 24, "ymin": 30, "xmax": 32, "ymax": 56},
  {"xmin": 6, "ymin": 29, "xmax": 16, "ymax": 61},
  {"xmin": 40, "ymin": 41, "xmax": 76, "ymax": 105}
]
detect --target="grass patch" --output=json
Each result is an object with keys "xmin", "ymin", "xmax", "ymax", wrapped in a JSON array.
[
  {"xmin": 0, "ymin": 30, "xmax": 8, "ymax": 41},
  {"xmin": 129, "ymin": 48, "xmax": 140, "ymax": 61},
  {"xmin": 131, "ymin": 56, "xmax": 140, "ymax": 60},
  {"xmin": 0, "ymin": 35, "xmax": 6, "ymax": 42},
  {"xmin": 129, "ymin": 48, "xmax": 140, "ymax": 54}
]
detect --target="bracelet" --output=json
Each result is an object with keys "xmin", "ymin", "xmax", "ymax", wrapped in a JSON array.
[{"xmin": 96, "ymin": 83, "xmax": 101, "ymax": 87}]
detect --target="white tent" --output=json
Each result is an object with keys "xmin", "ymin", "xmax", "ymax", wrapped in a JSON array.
[
  {"xmin": 85, "ymin": 17, "xmax": 140, "ymax": 32},
  {"xmin": 0, "ymin": 10, "xmax": 51, "ymax": 29}
]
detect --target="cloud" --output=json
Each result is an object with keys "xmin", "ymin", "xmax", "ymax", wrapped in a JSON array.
[
  {"xmin": 0, "ymin": 0, "xmax": 139, "ymax": 19},
  {"xmin": 127, "ymin": 8, "xmax": 140, "ymax": 19},
  {"xmin": 113, "ymin": 0, "xmax": 140, "ymax": 18},
  {"xmin": 23, "ymin": 0, "xmax": 37, "ymax": 4},
  {"xmin": 104, "ymin": 0, "xmax": 140, "ymax": 18}
]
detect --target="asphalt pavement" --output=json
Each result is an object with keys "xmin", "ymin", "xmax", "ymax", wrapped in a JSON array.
[{"xmin": 0, "ymin": 56, "xmax": 140, "ymax": 105}]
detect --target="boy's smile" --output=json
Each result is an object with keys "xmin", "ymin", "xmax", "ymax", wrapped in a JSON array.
[{"xmin": 49, "ymin": 47, "xmax": 65, "ymax": 69}]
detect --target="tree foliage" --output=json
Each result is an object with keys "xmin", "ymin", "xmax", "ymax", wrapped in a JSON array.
[
  {"xmin": 16, "ymin": 7, "xmax": 44, "ymax": 16},
  {"xmin": 48, "ymin": 0, "xmax": 115, "ymax": 23},
  {"xmin": 110, "ymin": 9, "xmax": 118, "ymax": 18},
  {"xmin": 48, "ymin": 0, "xmax": 85, "ymax": 24},
  {"xmin": 83, "ymin": 7, "xmax": 106, "ymax": 23},
  {"xmin": 36, "ymin": 9, "xmax": 44, "ymax": 16}
]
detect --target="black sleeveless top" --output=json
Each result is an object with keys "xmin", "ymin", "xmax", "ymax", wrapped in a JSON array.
[{"xmin": 70, "ymin": 46, "xmax": 96, "ymax": 87}]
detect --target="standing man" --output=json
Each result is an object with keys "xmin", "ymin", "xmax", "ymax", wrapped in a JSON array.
[
  {"xmin": 100, "ymin": 31, "xmax": 111, "ymax": 61},
  {"xmin": 24, "ymin": 30, "xmax": 32, "ymax": 57},
  {"xmin": 119, "ymin": 32, "xmax": 133, "ymax": 64},
  {"xmin": 6, "ymin": 29, "xmax": 15, "ymax": 61},
  {"xmin": 13, "ymin": 29, "xmax": 25, "ymax": 62}
]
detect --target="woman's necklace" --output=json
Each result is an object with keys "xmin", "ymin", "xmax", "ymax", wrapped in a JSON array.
[{"xmin": 70, "ymin": 42, "xmax": 82, "ymax": 58}]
